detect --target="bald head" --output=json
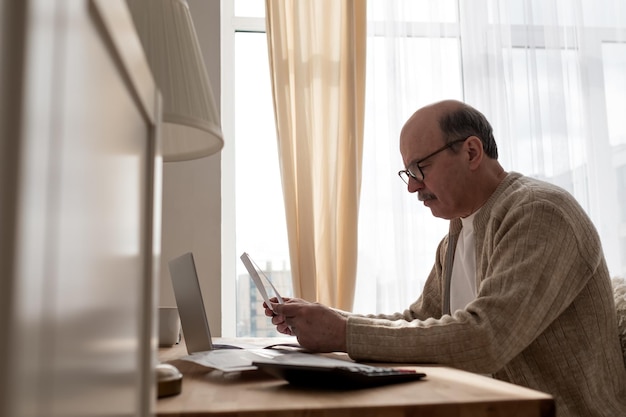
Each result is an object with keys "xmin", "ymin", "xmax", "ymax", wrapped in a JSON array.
[
  {"xmin": 401, "ymin": 100, "xmax": 498, "ymax": 160},
  {"xmin": 403, "ymin": 100, "xmax": 466, "ymax": 129}
]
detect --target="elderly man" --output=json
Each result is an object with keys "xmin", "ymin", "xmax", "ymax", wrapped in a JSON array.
[{"xmin": 266, "ymin": 100, "xmax": 626, "ymax": 417}]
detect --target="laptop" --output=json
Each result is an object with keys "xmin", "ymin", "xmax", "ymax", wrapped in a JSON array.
[
  {"xmin": 168, "ymin": 252, "xmax": 223, "ymax": 354},
  {"xmin": 167, "ymin": 252, "xmax": 297, "ymax": 372},
  {"xmin": 168, "ymin": 252, "xmax": 426, "ymax": 385}
]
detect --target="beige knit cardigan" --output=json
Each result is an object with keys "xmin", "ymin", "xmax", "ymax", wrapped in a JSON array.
[{"xmin": 346, "ymin": 172, "xmax": 626, "ymax": 417}]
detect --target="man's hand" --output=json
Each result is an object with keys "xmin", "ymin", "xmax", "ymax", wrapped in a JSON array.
[
  {"xmin": 263, "ymin": 298, "xmax": 347, "ymax": 353},
  {"xmin": 263, "ymin": 297, "xmax": 300, "ymax": 335}
]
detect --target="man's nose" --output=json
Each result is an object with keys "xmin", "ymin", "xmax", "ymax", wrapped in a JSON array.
[{"xmin": 407, "ymin": 177, "xmax": 423, "ymax": 193}]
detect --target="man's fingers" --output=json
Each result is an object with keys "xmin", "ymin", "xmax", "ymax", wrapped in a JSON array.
[
  {"xmin": 272, "ymin": 302, "xmax": 299, "ymax": 317},
  {"xmin": 270, "ymin": 302, "xmax": 284, "ymax": 315},
  {"xmin": 271, "ymin": 314, "xmax": 286, "ymax": 325},
  {"xmin": 268, "ymin": 299, "xmax": 306, "ymax": 337},
  {"xmin": 277, "ymin": 322, "xmax": 293, "ymax": 335}
]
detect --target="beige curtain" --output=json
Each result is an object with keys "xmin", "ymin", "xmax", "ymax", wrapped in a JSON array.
[{"xmin": 265, "ymin": 0, "xmax": 366, "ymax": 310}]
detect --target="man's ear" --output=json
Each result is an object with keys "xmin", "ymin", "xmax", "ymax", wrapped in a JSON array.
[{"xmin": 466, "ymin": 136, "xmax": 483, "ymax": 169}]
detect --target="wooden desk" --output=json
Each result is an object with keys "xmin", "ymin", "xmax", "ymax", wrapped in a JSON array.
[{"xmin": 157, "ymin": 338, "xmax": 555, "ymax": 417}]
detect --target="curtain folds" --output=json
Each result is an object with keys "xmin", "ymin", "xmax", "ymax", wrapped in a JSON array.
[
  {"xmin": 457, "ymin": 0, "xmax": 626, "ymax": 276},
  {"xmin": 264, "ymin": 0, "xmax": 626, "ymax": 314},
  {"xmin": 354, "ymin": 0, "xmax": 626, "ymax": 314},
  {"xmin": 265, "ymin": 0, "xmax": 366, "ymax": 310}
]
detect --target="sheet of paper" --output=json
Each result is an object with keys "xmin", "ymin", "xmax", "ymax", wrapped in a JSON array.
[
  {"xmin": 181, "ymin": 350, "xmax": 364, "ymax": 373},
  {"xmin": 240, "ymin": 252, "xmax": 284, "ymax": 312},
  {"xmin": 211, "ymin": 337, "xmax": 301, "ymax": 351},
  {"xmin": 264, "ymin": 352, "xmax": 385, "ymax": 371},
  {"xmin": 182, "ymin": 349, "xmax": 284, "ymax": 372}
]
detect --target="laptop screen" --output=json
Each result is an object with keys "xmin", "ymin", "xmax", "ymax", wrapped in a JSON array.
[{"xmin": 168, "ymin": 252, "xmax": 214, "ymax": 354}]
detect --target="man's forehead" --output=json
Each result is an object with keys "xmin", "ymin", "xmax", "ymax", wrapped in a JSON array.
[{"xmin": 401, "ymin": 119, "xmax": 443, "ymax": 150}]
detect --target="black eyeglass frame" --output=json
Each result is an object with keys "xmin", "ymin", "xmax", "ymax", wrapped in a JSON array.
[{"xmin": 398, "ymin": 137, "xmax": 468, "ymax": 184}]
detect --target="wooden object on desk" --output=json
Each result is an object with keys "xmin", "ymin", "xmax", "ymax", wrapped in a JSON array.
[{"xmin": 157, "ymin": 338, "xmax": 555, "ymax": 417}]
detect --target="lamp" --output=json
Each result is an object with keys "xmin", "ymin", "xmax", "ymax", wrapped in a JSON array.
[
  {"xmin": 126, "ymin": 0, "xmax": 224, "ymax": 398},
  {"xmin": 127, "ymin": 0, "xmax": 224, "ymax": 161}
]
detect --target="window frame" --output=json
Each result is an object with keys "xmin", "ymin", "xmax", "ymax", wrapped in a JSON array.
[{"xmin": 220, "ymin": 7, "xmax": 267, "ymax": 336}]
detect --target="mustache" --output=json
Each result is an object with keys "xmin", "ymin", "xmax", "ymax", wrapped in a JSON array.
[{"xmin": 418, "ymin": 192, "xmax": 435, "ymax": 202}]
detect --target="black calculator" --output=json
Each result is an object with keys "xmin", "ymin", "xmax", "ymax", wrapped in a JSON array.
[{"xmin": 252, "ymin": 361, "xmax": 426, "ymax": 389}]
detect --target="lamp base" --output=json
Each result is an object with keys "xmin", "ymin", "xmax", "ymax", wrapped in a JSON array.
[{"xmin": 156, "ymin": 363, "xmax": 183, "ymax": 398}]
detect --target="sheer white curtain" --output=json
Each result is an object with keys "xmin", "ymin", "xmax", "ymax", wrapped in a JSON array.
[
  {"xmin": 460, "ymin": 0, "xmax": 626, "ymax": 275},
  {"xmin": 354, "ymin": 0, "xmax": 460, "ymax": 313},
  {"xmin": 354, "ymin": 0, "xmax": 626, "ymax": 314}
]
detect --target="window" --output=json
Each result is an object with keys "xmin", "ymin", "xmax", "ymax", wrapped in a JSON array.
[
  {"xmin": 223, "ymin": 0, "xmax": 626, "ymax": 336},
  {"xmin": 223, "ymin": 3, "xmax": 291, "ymax": 337}
]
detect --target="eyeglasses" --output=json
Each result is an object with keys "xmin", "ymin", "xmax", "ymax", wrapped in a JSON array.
[{"xmin": 398, "ymin": 138, "xmax": 467, "ymax": 185}]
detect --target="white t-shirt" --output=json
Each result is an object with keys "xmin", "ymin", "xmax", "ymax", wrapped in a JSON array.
[{"xmin": 450, "ymin": 210, "xmax": 479, "ymax": 313}]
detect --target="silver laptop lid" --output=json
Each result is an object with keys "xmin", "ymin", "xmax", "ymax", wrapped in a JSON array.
[{"xmin": 168, "ymin": 252, "xmax": 213, "ymax": 354}]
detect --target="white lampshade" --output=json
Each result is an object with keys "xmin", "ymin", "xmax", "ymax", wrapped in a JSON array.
[{"xmin": 127, "ymin": 0, "xmax": 224, "ymax": 162}]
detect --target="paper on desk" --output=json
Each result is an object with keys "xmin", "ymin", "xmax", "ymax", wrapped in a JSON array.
[
  {"xmin": 182, "ymin": 348, "xmax": 285, "ymax": 372},
  {"xmin": 212, "ymin": 336, "xmax": 301, "ymax": 351},
  {"xmin": 264, "ymin": 352, "xmax": 377, "ymax": 370},
  {"xmin": 181, "ymin": 348, "xmax": 362, "ymax": 373},
  {"xmin": 240, "ymin": 252, "xmax": 284, "ymax": 313}
]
